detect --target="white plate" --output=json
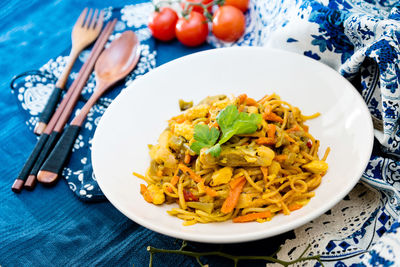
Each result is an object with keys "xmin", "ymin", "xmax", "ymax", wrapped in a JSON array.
[{"xmin": 92, "ymin": 47, "xmax": 373, "ymax": 243}]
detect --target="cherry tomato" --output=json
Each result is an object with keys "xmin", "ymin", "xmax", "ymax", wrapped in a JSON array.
[
  {"xmin": 212, "ymin": 6, "xmax": 245, "ymax": 42},
  {"xmin": 148, "ymin": 7, "xmax": 179, "ymax": 41},
  {"xmin": 175, "ymin": 11, "xmax": 209, "ymax": 47},
  {"xmin": 181, "ymin": 0, "xmax": 213, "ymax": 13},
  {"xmin": 224, "ymin": 0, "xmax": 249, "ymax": 12}
]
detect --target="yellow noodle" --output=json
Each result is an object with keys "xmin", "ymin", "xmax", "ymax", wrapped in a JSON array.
[
  {"xmin": 312, "ymin": 140, "xmax": 320, "ymax": 158},
  {"xmin": 302, "ymin": 112, "xmax": 321, "ymax": 120},
  {"xmin": 178, "ymin": 176, "xmax": 186, "ymax": 210},
  {"xmin": 241, "ymin": 169, "xmax": 263, "ymax": 192},
  {"xmin": 301, "ymin": 151, "xmax": 316, "ymax": 161},
  {"xmin": 132, "ymin": 171, "xmax": 155, "ymax": 185},
  {"xmin": 290, "ymin": 179, "xmax": 308, "ymax": 193},
  {"xmin": 242, "ymin": 207, "xmax": 270, "ymax": 215},
  {"xmin": 322, "ymin": 147, "xmax": 331, "ymax": 161},
  {"xmin": 196, "ymin": 169, "xmax": 214, "ymax": 176},
  {"xmin": 281, "ymin": 109, "xmax": 289, "ymax": 130},
  {"xmin": 280, "ymin": 201, "xmax": 291, "ymax": 215},
  {"xmin": 162, "ymin": 183, "xmax": 179, "ymax": 198}
]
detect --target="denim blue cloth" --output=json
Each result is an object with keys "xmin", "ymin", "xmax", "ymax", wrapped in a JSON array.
[
  {"xmin": 1, "ymin": 1, "xmax": 246, "ymax": 266},
  {"xmin": 3, "ymin": 0, "xmax": 400, "ymax": 266},
  {"xmin": 2, "ymin": 1, "xmax": 284, "ymax": 267}
]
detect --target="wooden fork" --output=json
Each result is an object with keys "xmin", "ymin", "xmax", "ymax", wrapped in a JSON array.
[{"xmin": 34, "ymin": 8, "xmax": 104, "ymax": 135}]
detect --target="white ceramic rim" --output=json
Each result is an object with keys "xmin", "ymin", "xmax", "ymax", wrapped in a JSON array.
[{"xmin": 93, "ymin": 47, "xmax": 374, "ymax": 243}]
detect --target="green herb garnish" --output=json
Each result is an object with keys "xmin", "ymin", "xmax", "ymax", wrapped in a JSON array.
[
  {"xmin": 190, "ymin": 105, "xmax": 262, "ymax": 157},
  {"xmin": 190, "ymin": 124, "xmax": 220, "ymax": 154},
  {"xmin": 217, "ymin": 105, "xmax": 262, "ymax": 144}
]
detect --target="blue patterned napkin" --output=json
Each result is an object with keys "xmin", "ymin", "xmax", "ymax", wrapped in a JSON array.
[{"xmin": 11, "ymin": 0, "xmax": 400, "ymax": 265}]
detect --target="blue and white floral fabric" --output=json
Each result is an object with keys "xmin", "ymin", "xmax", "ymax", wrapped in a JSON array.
[
  {"xmin": 11, "ymin": 0, "xmax": 400, "ymax": 265},
  {"xmin": 220, "ymin": 0, "xmax": 400, "ymax": 266}
]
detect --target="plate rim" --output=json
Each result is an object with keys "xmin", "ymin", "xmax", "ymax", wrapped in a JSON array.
[{"xmin": 92, "ymin": 46, "xmax": 374, "ymax": 243}]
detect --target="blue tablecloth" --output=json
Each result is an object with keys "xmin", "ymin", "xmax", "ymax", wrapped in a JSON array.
[
  {"xmin": 0, "ymin": 1, "xmax": 286, "ymax": 266},
  {"xmin": 3, "ymin": 0, "xmax": 400, "ymax": 266}
]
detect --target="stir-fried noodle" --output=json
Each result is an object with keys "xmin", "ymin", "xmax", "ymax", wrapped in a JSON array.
[{"xmin": 134, "ymin": 93, "xmax": 329, "ymax": 225}]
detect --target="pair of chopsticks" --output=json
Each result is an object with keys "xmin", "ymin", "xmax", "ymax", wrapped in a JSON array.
[{"xmin": 12, "ymin": 13, "xmax": 117, "ymax": 193}]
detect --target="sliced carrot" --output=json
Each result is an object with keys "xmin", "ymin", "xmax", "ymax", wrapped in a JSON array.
[
  {"xmin": 205, "ymin": 186, "xmax": 218, "ymax": 197},
  {"xmin": 170, "ymin": 167, "xmax": 180, "ymax": 186},
  {"xmin": 302, "ymin": 125, "xmax": 309, "ymax": 132},
  {"xmin": 286, "ymin": 125, "xmax": 301, "ymax": 133},
  {"xmin": 267, "ymin": 124, "xmax": 276, "ymax": 139},
  {"xmin": 179, "ymin": 163, "xmax": 203, "ymax": 183},
  {"xmin": 238, "ymin": 105, "xmax": 245, "ymax": 112},
  {"xmin": 170, "ymin": 176, "xmax": 179, "ymax": 186},
  {"xmin": 140, "ymin": 184, "xmax": 153, "ymax": 203},
  {"xmin": 274, "ymin": 154, "xmax": 288, "ymax": 162},
  {"xmin": 256, "ymin": 137, "xmax": 275, "ymax": 145},
  {"xmin": 245, "ymin": 97, "xmax": 258, "ymax": 106},
  {"xmin": 233, "ymin": 211, "xmax": 272, "ymax": 223},
  {"xmin": 238, "ymin": 93, "xmax": 247, "ymax": 105},
  {"xmin": 229, "ymin": 176, "xmax": 246, "ymax": 189},
  {"xmin": 263, "ymin": 112, "xmax": 283, "ymax": 123},
  {"xmin": 288, "ymin": 203, "xmax": 303, "ymax": 211},
  {"xmin": 184, "ymin": 153, "xmax": 191, "ymax": 164},
  {"xmin": 222, "ymin": 178, "xmax": 246, "ymax": 213}
]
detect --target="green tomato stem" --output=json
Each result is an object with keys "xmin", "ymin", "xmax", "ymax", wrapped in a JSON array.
[{"xmin": 180, "ymin": 0, "xmax": 217, "ymax": 21}]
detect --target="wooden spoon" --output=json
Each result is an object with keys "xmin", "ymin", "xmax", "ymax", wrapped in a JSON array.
[{"xmin": 37, "ymin": 30, "xmax": 141, "ymax": 184}]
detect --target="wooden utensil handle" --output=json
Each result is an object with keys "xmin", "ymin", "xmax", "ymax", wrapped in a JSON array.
[
  {"xmin": 12, "ymin": 133, "xmax": 49, "ymax": 192},
  {"xmin": 55, "ymin": 48, "xmax": 79, "ymax": 89},
  {"xmin": 37, "ymin": 48, "xmax": 79, "ymax": 128},
  {"xmin": 24, "ymin": 131, "xmax": 61, "ymax": 190},
  {"xmin": 30, "ymin": 131, "xmax": 60, "ymax": 176},
  {"xmin": 38, "ymin": 86, "xmax": 63, "ymax": 125},
  {"xmin": 38, "ymin": 125, "xmax": 81, "ymax": 184}
]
